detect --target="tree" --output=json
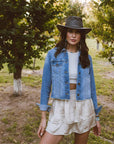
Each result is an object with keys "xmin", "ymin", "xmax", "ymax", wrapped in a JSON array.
[
  {"xmin": 0, "ymin": 0, "xmax": 68, "ymax": 95},
  {"xmin": 88, "ymin": 0, "xmax": 114, "ymax": 64},
  {"xmin": 65, "ymin": 1, "xmax": 85, "ymax": 18}
]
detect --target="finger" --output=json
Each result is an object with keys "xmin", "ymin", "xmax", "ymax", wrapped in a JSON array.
[
  {"xmin": 93, "ymin": 127, "xmax": 98, "ymax": 136},
  {"xmin": 41, "ymin": 127, "xmax": 45, "ymax": 136},
  {"xmin": 38, "ymin": 127, "xmax": 45, "ymax": 138},
  {"xmin": 98, "ymin": 126, "xmax": 101, "ymax": 136},
  {"xmin": 38, "ymin": 131, "xmax": 41, "ymax": 138},
  {"xmin": 96, "ymin": 127, "xmax": 99, "ymax": 136},
  {"xmin": 96, "ymin": 124, "xmax": 100, "ymax": 135},
  {"xmin": 93, "ymin": 129, "xmax": 96, "ymax": 135},
  {"xmin": 37, "ymin": 127, "xmax": 42, "ymax": 138}
]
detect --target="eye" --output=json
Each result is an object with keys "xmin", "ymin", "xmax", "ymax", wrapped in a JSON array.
[
  {"xmin": 76, "ymin": 30, "xmax": 81, "ymax": 34},
  {"xmin": 67, "ymin": 29, "xmax": 81, "ymax": 34},
  {"xmin": 67, "ymin": 29, "xmax": 73, "ymax": 33}
]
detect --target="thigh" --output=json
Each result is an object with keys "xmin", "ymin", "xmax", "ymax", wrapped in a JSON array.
[
  {"xmin": 39, "ymin": 131, "xmax": 64, "ymax": 144},
  {"xmin": 74, "ymin": 130, "xmax": 90, "ymax": 144}
]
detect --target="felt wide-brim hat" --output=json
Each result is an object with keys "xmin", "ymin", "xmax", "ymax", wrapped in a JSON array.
[{"xmin": 57, "ymin": 16, "xmax": 91, "ymax": 34}]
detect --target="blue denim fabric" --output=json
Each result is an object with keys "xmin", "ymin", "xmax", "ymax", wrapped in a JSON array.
[{"xmin": 36, "ymin": 47, "xmax": 102, "ymax": 115}]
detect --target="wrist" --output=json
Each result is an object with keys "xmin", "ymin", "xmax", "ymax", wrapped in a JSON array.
[
  {"xmin": 96, "ymin": 116, "xmax": 100, "ymax": 121},
  {"xmin": 41, "ymin": 111, "xmax": 46, "ymax": 119},
  {"xmin": 96, "ymin": 114, "xmax": 99, "ymax": 116}
]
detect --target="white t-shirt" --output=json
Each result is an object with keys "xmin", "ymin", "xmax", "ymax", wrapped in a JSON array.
[{"xmin": 67, "ymin": 50, "xmax": 79, "ymax": 84}]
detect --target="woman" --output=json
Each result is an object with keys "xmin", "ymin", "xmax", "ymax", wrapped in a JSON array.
[{"xmin": 37, "ymin": 16, "xmax": 102, "ymax": 144}]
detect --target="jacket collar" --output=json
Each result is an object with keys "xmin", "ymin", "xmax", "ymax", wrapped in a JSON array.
[{"xmin": 62, "ymin": 48, "xmax": 81, "ymax": 56}]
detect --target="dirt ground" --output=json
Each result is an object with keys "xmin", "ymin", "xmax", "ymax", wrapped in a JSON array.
[
  {"xmin": 0, "ymin": 69, "xmax": 114, "ymax": 144},
  {"xmin": 0, "ymin": 84, "xmax": 41, "ymax": 143}
]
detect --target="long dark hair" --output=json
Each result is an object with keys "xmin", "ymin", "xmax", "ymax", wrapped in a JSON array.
[{"xmin": 55, "ymin": 29, "xmax": 90, "ymax": 68}]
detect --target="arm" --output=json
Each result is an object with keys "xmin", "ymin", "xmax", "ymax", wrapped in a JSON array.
[
  {"xmin": 89, "ymin": 55, "xmax": 102, "ymax": 115},
  {"xmin": 36, "ymin": 51, "xmax": 52, "ymax": 112},
  {"xmin": 37, "ymin": 111, "xmax": 47, "ymax": 138}
]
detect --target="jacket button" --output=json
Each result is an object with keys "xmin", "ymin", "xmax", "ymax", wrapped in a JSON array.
[
  {"xmin": 65, "ymin": 82, "xmax": 68, "ymax": 84},
  {"xmin": 66, "ymin": 93, "xmax": 68, "ymax": 95},
  {"xmin": 77, "ymin": 93, "xmax": 79, "ymax": 96},
  {"xmin": 78, "ymin": 83, "xmax": 80, "ymax": 85},
  {"xmin": 79, "ymin": 72, "xmax": 81, "ymax": 74},
  {"xmin": 65, "ymin": 71, "xmax": 68, "ymax": 73}
]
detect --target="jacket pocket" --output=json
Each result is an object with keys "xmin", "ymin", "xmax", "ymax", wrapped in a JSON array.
[
  {"xmin": 52, "ymin": 61, "xmax": 63, "ymax": 66},
  {"xmin": 51, "ymin": 60, "xmax": 64, "ymax": 73}
]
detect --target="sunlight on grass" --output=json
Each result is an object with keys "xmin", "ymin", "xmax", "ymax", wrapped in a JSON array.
[
  {"xmin": 88, "ymin": 133, "xmax": 112, "ymax": 144},
  {"xmin": 22, "ymin": 75, "xmax": 42, "ymax": 87}
]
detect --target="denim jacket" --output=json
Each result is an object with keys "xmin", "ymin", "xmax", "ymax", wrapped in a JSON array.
[{"xmin": 37, "ymin": 47, "xmax": 102, "ymax": 115}]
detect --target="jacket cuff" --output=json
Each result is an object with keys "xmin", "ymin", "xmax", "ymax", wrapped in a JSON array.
[
  {"xmin": 95, "ymin": 106, "xmax": 102, "ymax": 115},
  {"xmin": 36, "ymin": 103, "xmax": 51, "ymax": 112}
]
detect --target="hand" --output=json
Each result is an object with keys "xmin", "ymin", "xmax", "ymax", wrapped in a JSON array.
[
  {"xmin": 37, "ymin": 118, "xmax": 46, "ymax": 138},
  {"xmin": 93, "ymin": 121, "xmax": 101, "ymax": 136}
]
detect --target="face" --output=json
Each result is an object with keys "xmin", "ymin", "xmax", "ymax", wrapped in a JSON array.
[{"xmin": 66, "ymin": 29, "xmax": 81, "ymax": 46}]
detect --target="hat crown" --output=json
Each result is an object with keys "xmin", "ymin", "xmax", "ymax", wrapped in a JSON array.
[
  {"xmin": 56, "ymin": 16, "xmax": 91, "ymax": 34},
  {"xmin": 65, "ymin": 16, "xmax": 83, "ymax": 28}
]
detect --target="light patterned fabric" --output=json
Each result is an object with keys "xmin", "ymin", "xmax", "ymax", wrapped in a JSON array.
[{"xmin": 46, "ymin": 89, "xmax": 96, "ymax": 135}]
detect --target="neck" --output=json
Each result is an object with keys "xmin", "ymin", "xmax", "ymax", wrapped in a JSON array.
[{"xmin": 66, "ymin": 44, "xmax": 79, "ymax": 52}]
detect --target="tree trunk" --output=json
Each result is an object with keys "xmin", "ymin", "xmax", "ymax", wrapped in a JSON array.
[
  {"xmin": 102, "ymin": 40, "xmax": 105, "ymax": 51},
  {"xmin": 13, "ymin": 66, "xmax": 22, "ymax": 96},
  {"xmin": 96, "ymin": 39, "xmax": 99, "ymax": 50},
  {"xmin": 33, "ymin": 58, "xmax": 36, "ymax": 71}
]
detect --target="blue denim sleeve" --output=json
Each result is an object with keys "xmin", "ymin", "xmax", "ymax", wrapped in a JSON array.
[
  {"xmin": 36, "ymin": 51, "xmax": 52, "ymax": 112},
  {"xmin": 89, "ymin": 55, "xmax": 102, "ymax": 115}
]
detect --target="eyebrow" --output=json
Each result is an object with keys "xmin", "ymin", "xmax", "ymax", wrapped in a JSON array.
[{"xmin": 67, "ymin": 29, "xmax": 81, "ymax": 32}]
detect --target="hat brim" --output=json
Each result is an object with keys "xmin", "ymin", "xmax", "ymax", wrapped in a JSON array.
[{"xmin": 57, "ymin": 24, "xmax": 91, "ymax": 34}]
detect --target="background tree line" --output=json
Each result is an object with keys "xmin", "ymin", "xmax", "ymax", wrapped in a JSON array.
[
  {"xmin": 88, "ymin": 0, "xmax": 114, "ymax": 64},
  {"xmin": 0, "ymin": 0, "xmax": 113, "ymax": 95}
]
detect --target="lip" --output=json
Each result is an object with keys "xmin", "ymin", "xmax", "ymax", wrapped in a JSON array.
[{"xmin": 71, "ymin": 39, "xmax": 76, "ymax": 42}]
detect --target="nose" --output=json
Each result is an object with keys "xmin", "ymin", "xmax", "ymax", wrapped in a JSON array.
[{"xmin": 72, "ymin": 32, "xmax": 76, "ymax": 37}]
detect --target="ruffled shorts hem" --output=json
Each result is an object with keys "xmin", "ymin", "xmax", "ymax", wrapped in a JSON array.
[
  {"xmin": 46, "ymin": 123, "xmax": 96, "ymax": 136},
  {"xmin": 46, "ymin": 116, "xmax": 96, "ymax": 135}
]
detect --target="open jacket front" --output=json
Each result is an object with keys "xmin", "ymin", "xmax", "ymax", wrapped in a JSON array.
[{"xmin": 37, "ymin": 47, "xmax": 102, "ymax": 115}]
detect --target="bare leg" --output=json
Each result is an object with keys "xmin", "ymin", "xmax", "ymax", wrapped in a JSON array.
[
  {"xmin": 74, "ymin": 130, "xmax": 90, "ymax": 144},
  {"xmin": 39, "ymin": 131, "xmax": 64, "ymax": 144}
]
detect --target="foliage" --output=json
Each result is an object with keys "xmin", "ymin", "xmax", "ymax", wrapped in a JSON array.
[
  {"xmin": 88, "ymin": 0, "xmax": 114, "ymax": 65},
  {"xmin": 65, "ymin": 1, "xmax": 85, "ymax": 18},
  {"xmin": 0, "ymin": 0, "xmax": 68, "ymax": 78}
]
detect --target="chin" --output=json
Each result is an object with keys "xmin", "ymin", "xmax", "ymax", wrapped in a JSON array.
[{"xmin": 70, "ymin": 42, "xmax": 78, "ymax": 46}]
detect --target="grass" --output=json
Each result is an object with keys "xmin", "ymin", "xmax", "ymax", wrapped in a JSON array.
[
  {"xmin": 0, "ymin": 70, "xmax": 13, "ymax": 86},
  {"xmin": 100, "ymin": 108, "xmax": 114, "ymax": 141},
  {"xmin": 22, "ymin": 75, "xmax": 42, "ymax": 88},
  {"xmin": 87, "ymin": 39, "xmax": 114, "ymax": 98},
  {"xmin": 6, "ymin": 122, "xmax": 17, "ymax": 132},
  {"xmin": 1, "ymin": 108, "xmax": 40, "ymax": 144},
  {"xmin": 1, "ymin": 117, "xmax": 9, "ymax": 124},
  {"xmin": 88, "ymin": 133, "xmax": 112, "ymax": 144},
  {"xmin": 0, "ymin": 38, "xmax": 114, "ymax": 144},
  {"xmin": 1, "ymin": 106, "xmax": 113, "ymax": 144}
]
